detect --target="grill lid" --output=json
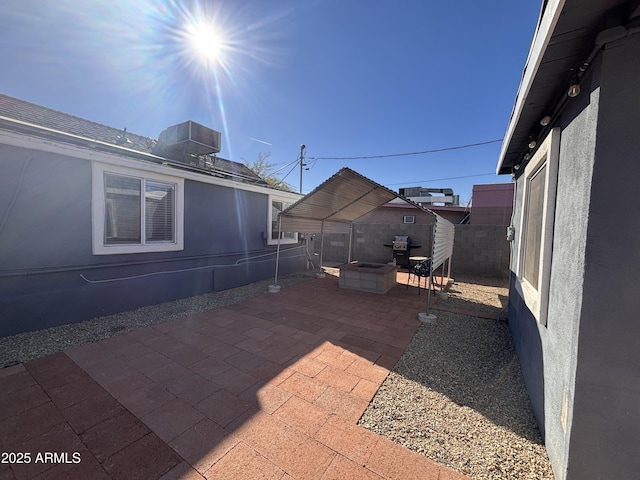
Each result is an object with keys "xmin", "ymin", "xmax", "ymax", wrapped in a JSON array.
[{"xmin": 392, "ymin": 235, "xmax": 411, "ymax": 250}]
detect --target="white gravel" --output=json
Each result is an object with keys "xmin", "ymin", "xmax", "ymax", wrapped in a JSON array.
[
  {"xmin": 0, "ymin": 272, "xmax": 316, "ymax": 367},
  {"xmin": 358, "ymin": 276, "xmax": 554, "ymax": 480}
]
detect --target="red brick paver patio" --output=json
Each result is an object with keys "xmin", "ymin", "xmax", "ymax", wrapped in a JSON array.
[{"xmin": 0, "ymin": 274, "xmax": 468, "ymax": 480}]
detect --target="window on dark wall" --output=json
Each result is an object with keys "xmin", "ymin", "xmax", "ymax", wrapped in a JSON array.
[
  {"xmin": 403, "ymin": 215, "xmax": 415, "ymax": 224},
  {"xmin": 516, "ymin": 128, "xmax": 560, "ymax": 327},
  {"xmin": 93, "ymin": 163, "xmax": 184, "ymax": 255},
  {"xmin": 104, "ymin": 174, "xmax": 175, "ymax": 245},
  {"xmin": 268, "ymin": 197, "xmax": 298, "ymax": 245},
  {"xmin": 522, "ymin": 163, "xmax": 546, "ymax": 289}
]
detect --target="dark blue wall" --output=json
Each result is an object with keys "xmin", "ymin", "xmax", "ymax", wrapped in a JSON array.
[
  {"xmin": 0, "ymin": 147, "xmax": 93, "ymax": 270},
  {"xmin": 0, "ymin": 146, "xmax": 307, "ymax": 337},
  {"xmin": 507, "ymin": 273, "xmax": 546, "ymax": 439},
  {"xmin": 565, "ymin": 34, "xmax": 640, "ymax": 480}
]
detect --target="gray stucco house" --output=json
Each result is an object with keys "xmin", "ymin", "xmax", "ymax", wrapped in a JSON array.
[
  {"xmin": 0, "ymin": 94, "xmax": 304, "ymax": 337},
  {"xmin": 497, "ymin": 1, "xmax": 640, "ymax": 478}
]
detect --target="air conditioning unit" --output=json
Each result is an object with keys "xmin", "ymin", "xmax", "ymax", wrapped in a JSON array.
[{"xmin": 158, "ymin": 121, "xmax": 221, "ymax": 157}]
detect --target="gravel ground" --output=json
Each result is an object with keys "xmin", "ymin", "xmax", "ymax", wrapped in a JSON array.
[
  {"xmin": 0, "ymin": 272, "xmax": 316, "ymax": 367},
  {"xmin": 359, "ymin": 275, "xmax": 554, "ymax": 480}
]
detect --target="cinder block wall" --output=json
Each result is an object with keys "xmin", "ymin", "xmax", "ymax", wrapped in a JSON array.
[
  {"xmin": 353, "ymin": 224, "xmax": 433, "ymax": 263},
  {"xmin": 319, "ymin": 210, "xmax": 511, "ymax": 278},
  {"xmin": 320, "ymin": 233, "xmax": 350, "ymax": 264},
  {"xmin": 320, "ymin": 223, "xmax": 433, "ymax": 265},
  {"xmin": 452, "ymin": 224, "xmax": 510, "ymax": 278}
]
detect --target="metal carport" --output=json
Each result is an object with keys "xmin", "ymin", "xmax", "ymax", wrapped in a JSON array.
[{"xmin": 270, "ymin": 168, "xmax": 455, "ymax": 319}]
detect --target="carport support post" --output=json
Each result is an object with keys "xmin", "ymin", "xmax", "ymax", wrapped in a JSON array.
[
  {"xmin": 319, "ymin": 221, "xmax": 325, "ymax": 268},
  {"xmin": 418, "ymin": 223, "xmax": 437, "ymax": 323},
  {"xmin": 269, "ymin": 215, "xmax": 283, "ymax": 293},
  {"xmin": 348, "ymin": 224, "xmax": 353, "ymax": 263}
]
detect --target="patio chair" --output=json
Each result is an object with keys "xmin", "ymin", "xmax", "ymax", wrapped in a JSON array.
[{"xmin": 407, "ymin": 257, "xmax": 431, "ymax": 295}]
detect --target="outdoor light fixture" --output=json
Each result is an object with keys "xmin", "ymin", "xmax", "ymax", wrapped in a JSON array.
[
  {"xmin": 568, "ymin": 77, "xmax": 581, "ymax": 97},
  {"xmin": 540, "ymin": 116, "xmax": 551, "ymax": 126}
]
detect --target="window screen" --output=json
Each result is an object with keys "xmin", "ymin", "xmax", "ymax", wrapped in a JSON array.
[
  {"xmin": 145, "ymin": 181, "xmax": 175, "ymax": 242},
  {"xmin": 105, "ymin": 174, "xmax": 141, "ymax": 244}
]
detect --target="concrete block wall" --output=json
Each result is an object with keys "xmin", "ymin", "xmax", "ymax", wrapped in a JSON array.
[
  {"xmin": 320, "ymin": 222, "xmax": 511, "ymax": 279},
  {"xmin": 320, "ymin": 223, "xmax": 433, "ymax": 264},
  {"xmin": 320, "ymin": 233, "xmax": 350, "ymax": 264},
  {"xmin": 452, "ymin": 224, "xmax": 510, "ymax": 278}
]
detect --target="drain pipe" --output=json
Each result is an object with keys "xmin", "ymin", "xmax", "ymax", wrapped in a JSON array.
[
  {"xmin": 268, "ymin": 215, "xmax": 283, "ymax": 293},
  {"xmin": 347, "ymin": 224, "xmax": 353, "ymax": 263}
]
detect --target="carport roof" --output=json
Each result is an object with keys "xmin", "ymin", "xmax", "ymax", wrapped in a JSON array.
[{"xmin": 279, "ymin": 168, "xmax": 436, "ymax": 233}]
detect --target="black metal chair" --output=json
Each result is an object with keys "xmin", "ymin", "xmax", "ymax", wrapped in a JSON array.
[{"xmin": 407, "ymin": 258, "xmax": 431, "ymax": 295}]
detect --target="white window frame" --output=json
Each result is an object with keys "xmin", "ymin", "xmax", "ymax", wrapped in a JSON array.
[
  {"xmin": 403, "ymin": 215, "xmax": 416, "ymax": 224},
  {"xmin": 515, "ymin": 128, "xmax": 560, "ymax": 326},
  {"xmin": 92, "ymin": 163, "xmax": 184, "ymax": 254},
  {"xmin": 267, "ymin": 195, "xmax": 298, "ymax": 245}
]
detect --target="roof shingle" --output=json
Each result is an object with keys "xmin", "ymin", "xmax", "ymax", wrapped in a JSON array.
[{"xmin": 0, "ymin": 93, "xmax": 267, "ymax": 186}]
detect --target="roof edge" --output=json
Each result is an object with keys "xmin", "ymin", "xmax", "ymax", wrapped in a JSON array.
[
  {"xmin": 0, "ymin": 114, "xmax": 270, "ymax": 187},
  {"xmin": 496, "ymin": 0, "xmax": 566, "ymax": 175}
]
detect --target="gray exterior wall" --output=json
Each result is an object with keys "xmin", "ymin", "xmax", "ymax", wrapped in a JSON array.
[
  {"xmin": 565, "ymin": 34, "xmax": 640, "ymax": 480},
  {"xmin": 509, "ymin": 62, "xmax": 599, "ymax": 480},
  {"xmin": 0, "ymin": 146, "xmax": 306, "ymax": 337},
  {"xmin": 508, "ymin": 35, "xmax": 640, "ymax": 480}
]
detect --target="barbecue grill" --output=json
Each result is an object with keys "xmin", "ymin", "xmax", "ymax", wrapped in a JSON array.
[{"xmin": 388, "ymin": 235, "xmax": 420, "ymax": 268}]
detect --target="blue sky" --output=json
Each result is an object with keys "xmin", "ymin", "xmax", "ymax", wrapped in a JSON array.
[{"xmin": 1, "ymin": 1, "xmax": 540, "ymax": 203}]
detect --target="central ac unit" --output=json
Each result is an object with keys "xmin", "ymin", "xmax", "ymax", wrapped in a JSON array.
[{"xmin": 158, "ymin": 121, "xmax": 221, "ymax": 157}]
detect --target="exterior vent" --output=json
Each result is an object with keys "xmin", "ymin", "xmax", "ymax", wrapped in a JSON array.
[{"xmin": 157, "ymin": 121, "xmax": 221, "ymax": 157}]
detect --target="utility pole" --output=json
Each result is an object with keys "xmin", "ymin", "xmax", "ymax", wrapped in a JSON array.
[{"xmin": 299, "ymin": 144, "xmax": 306, "ymax": 194}]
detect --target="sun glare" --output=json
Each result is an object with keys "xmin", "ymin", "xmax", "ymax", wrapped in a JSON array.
[{"xmin": 187, "ymin": 20, "xmax": 225, "ymax": 63}]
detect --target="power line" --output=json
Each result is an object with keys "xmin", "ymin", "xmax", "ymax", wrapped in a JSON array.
[
  {"xmin": 308, "ymin": 139, "xmax": 503, "ymax": 161},
  {"xmin": 385, "ymin": 172, "xmax": 496, "ymax": 186},
  {"xmin": 280, "ymin": 161, "xmax": 300, "ymax": 184},
  {"xmin": 272, "ymin": 155, "xmax": 301, "ymax": 175}
]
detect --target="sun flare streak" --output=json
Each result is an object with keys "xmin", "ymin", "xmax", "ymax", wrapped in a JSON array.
[{"xmin": 212, "ymin": 68, "xmax": 233, "ymax": 159}]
